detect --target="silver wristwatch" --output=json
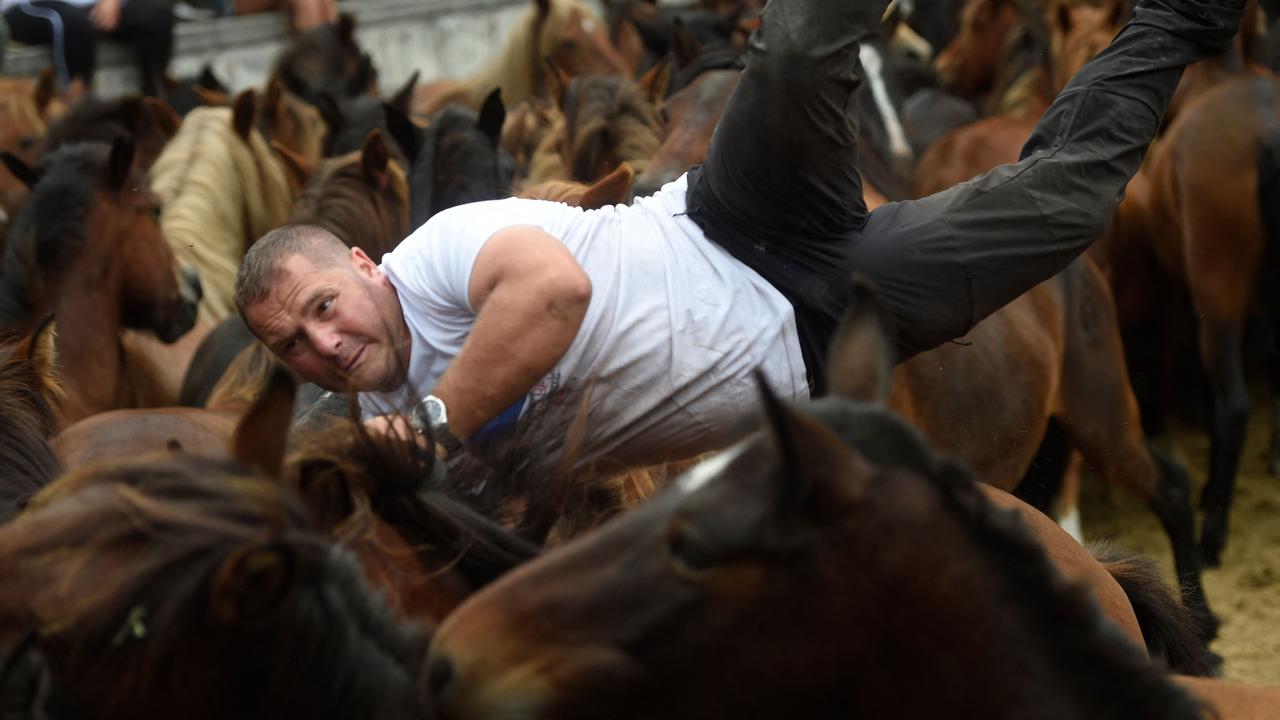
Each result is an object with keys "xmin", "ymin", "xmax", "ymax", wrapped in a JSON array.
[{"xmin": 410, "ymin": 395, "xmax": 464, "ymax": 458}]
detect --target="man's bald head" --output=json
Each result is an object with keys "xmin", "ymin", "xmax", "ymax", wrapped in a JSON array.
[{"xmin": 235, "ymin": 225, "xmax": 351, "ymax": 317}]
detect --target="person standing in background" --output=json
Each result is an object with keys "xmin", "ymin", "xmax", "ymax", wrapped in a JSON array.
[{"xmin": 2, "ymin": 0, "xmax": 175, "ymax": 98}]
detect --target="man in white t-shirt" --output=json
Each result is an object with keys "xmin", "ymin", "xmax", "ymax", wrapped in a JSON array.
[{"xmin": 235, "ymin": 0, "xmax": 1245, "ymax": 466}]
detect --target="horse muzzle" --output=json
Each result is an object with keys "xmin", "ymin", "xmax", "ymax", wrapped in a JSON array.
[{"xmin": 156, "ymin": 265, "xmax": 202, "ymax": 343}]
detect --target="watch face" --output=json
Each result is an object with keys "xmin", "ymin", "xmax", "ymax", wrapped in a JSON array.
[{"xmin": 423, "ymin": 397, "xmax": 446, "ymax": 426}]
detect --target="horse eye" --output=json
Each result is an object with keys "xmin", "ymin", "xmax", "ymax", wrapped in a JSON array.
[{"xmin": 667, "ymin": 523, "xmax": 716, "ymax": 572}]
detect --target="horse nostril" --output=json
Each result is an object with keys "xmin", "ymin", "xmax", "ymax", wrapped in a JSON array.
[{"xmin": 426, "ymin": 655, "xmax": 455, "ymax": 699}]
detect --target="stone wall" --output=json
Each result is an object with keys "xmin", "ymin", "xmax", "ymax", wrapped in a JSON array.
[{"xmin": 3, "ymin": 0, "xmax": 606, "ymax": 97}]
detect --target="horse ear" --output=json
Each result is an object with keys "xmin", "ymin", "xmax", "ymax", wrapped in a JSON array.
[
  {"xmin": 381, "ymin": 99, "xmax": 422, "ymax": 163},
  {"xmin": 388, "ymin": 70, "xmax": 419, "ymax": 114},
  {"xmin": 198, "ymin": 63, "xmax": 228, "ymax": 92},
  {"xmin": 382, "ymin": 101, "xmax": 423, "ymax": 165},
  {"xmin": 825, "ymin": 276, "xmax": 894, "ymax": 404},
  {"xmin": 231, "ymin": 366, "xmax": 297, "ymax": 480},
  {"xmin": 33, "ymin": 67, "xmax": 57, "ymax": 116},
  {"xmin": 1, "ymin": 152, "xmax": 42, "ymax": 189},
  {"xmin": 14, "ymin": 313, "xmax": 59, "ymax": 395},
  {"xmin": 106, "ymin": 136, "xmax": 135, "ymax": 190},
  {"xmin": 543, "ymin": 57, "xmax": 572, "ymax": 109},
  {"xmin": 754, "ymin": 370, "xmax": 802, "ymax": 488},
  {"xmin": 671, "ymin": 18, "xmax": 704, "ymax": 69},
  {"xmin": 232, "ymin": 89, "xmax": 258, "ymax": 142},
  {"xmin": 270, "ymin": 140, "xmax": 317, "ymax": 191},
  {"xmin": 477, "ymin": 88, "xmax": 506, "ymax": 148},
  {"xmin": 638, "ymin": 57, "xmax": 671, "ymax": 104},
  {"xmin": 315, "ymin": 92, "xmax": 344, "ymax": 137},
  {"xmin": 264, "ymin": 75, "xmax": 285, "ymax": 118},
  {"xmin": 579, "ymin": 162, "xmax": 633, "ymax": 209},
  {"xmin": 142, "ymin": 97, "xmax": 182, "ymax": 139},
  {"xmin": 360, "ymin": 129, "xmax": 391, "ymax": 190},
  {"xmin": 336, "ymin": 11, "xmax": 358, "ymax": 46},
  {"xmin": 210, "ymin": 542, "xmax": 297, "ymax": 624},
  {"xmin": 1051, "ymin": 0, "xmax": 1073, "ymax": 35}
]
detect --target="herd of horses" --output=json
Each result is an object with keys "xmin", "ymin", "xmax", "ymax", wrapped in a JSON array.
[{"xmin": 0, "ymin": 0, "xmax": 1277, "ymax": 715}]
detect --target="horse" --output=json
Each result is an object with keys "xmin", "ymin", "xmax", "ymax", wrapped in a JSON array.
[
  {"xmin": 519, "ymin": 162, "xmax": 636, "ymax": 209},
  {"xmin": 411, "ymin": 0, "xmax": 632, "ymax": 118},
  {"xmin": 257, "ymin": 76, "xmax": 329, "ymax": 167},
  {"xmin": 424, "ymin": 286, "xmax": 1210, "ymax": 719},
  {"xmin": 385, "ymin": 89, "xmax": 516, "ymax": 227},
  {"xmin": 500, "ymin": 97, "xmax": 565, "ymax": 180},
  {"xmin": 314, "ymin": 72, "xmax": 418, "ymax": 158},
  {"xmin": 604, "ymin": 0, "xmax": 751, "ymax": 78},
  {"xmin": 1133, "ymin": 74, "xmax": 1280, "ymax": 567},
  {"xmin": 272, "ymin": 12, "xmax": 377, "ymax": 104},
  {"xmin": 632, "ymin": 67, "xmax": 739, "ymax": 197},
  {"xmin": 0, "ymin": 138, "xmax": 201, "ymax": 426},
  {"xmin": 0, "ymin": 317, "xmax": 61, "ymax": 522},
  {"xmin": 534, "ymin": 64, "xmax": 667, "ymax": 184},
  {"xmin": 158, "ymin": 64, "xmax": 231, "ymax": 117},
  {"xmin": 117, "ymin": 92, "xmax": 295, "ymax": 408},
  {"xmin": 884, "ymin": 255, "xmax": 1214, "ymax": 635},
  {"xmin": 40, "ymin": 95, "xmax": 182, "ymax": 174},
  {"xmin": 0, "ymin": 68, "xmax": 64, "ymax": 220},
  {"xmin": 288, "ymin": 129, "xmax": 411, "ymax": 262},
  {"xmin": 0, "ymin": 448, "xmax": 431, "ymax": 718}
]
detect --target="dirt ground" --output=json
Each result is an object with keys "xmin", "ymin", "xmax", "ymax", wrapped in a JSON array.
[{"xmin": 1080, "ymin": 393, "xmax": 1280, "ymax": 686}]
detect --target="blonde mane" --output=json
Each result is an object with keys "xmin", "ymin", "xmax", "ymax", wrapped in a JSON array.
[
  {"xmin": 462, "ymin": 0, "xmax": 604, "ymax": 109},
  {"xmin": 148, "ymin": 107, "xmax": 295, "ymax": 325}
]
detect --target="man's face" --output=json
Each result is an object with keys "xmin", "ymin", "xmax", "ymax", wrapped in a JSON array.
[{"xmin": 244, "ymin": 249, "xmax": 411, "ymax": 393}]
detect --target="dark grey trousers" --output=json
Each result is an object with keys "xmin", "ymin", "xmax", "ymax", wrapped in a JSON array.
[{"xmin": 685, "ymin": 0, "xmax": 1247, "ymax": 394}]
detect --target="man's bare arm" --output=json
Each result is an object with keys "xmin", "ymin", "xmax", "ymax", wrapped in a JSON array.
[{"xmin": 430, "ymin": 225, "xmax": 592, "ymax": 439}]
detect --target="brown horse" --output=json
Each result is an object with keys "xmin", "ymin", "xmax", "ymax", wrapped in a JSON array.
[
  {"xmin": 1134, "ymin": 74, "xmax": 1280, "ymax": 566},
  {"xmin": 288, "ymin": 129, "xmax": 411, "ymax": 262},
  {"xmin": 887, "ymin": 256, "xmax": 1214, "ymax": 634},
  {"xmin": 0, "ymin": 138, "xmax": 201, "ymax": 425},
  {"xmin": 519, "ymin": 161, "xmax": 636, "ymax": 209},
  {"xmin": 530, "ymin": 62, "xmax": 667, "ymax": 184},
  {"xmin": 0, "ymin": 446, "xmax": 432, "ymax": 718},
  {"xmin": 0, "ymin": 68, "xmax": 63, "ymax": 219},
  {"xmin": 257, "ymin": 75, "xmax": 329, "ymax": 166},
  {"xmin": 632, "ymin": 67, "xmax": 740, "ymax": 196},
  {"xmin": 39, "ymin": 94, "xmax": 182, "ymax": 174},
  {"xmin": 412, "ymin": 0, "xmax": 632, "ymax": 117},
  {"xmin": 0, "ymin": 316, "xmax": 61, "ymax": 521},
  {"xmin": 424, "ymin": 289, "xmax": 1206, "ymax": 719}
]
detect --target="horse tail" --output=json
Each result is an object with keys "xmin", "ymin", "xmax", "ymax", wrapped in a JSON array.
[
  {"xmin": 1255, "ymin": 82, "xmax": 1280, "ymax": 320},
  {"xmin": 1088, "ymin": 542, "xmax": 1219, "ymax": 677}
]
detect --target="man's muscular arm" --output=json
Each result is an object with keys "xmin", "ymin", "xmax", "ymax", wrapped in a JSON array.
[{"xmin": 430, "ymin": 225, "xmax": 592, "ymax": 439}]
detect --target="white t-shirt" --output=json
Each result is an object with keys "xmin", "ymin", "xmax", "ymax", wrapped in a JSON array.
[{"xmin": 359, "ymin": 174, "xmax": 809, "ymax": 465}]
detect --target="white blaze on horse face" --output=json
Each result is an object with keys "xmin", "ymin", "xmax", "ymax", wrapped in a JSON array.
[
  {"xmin": 580, "ymin": 17, "xmax": 597, "ymax": 35},
  {"xmin": 859, "ymin": 44, "xmax": 914, "ymax": 168},
  {"xmin": 677, "ymin": 441, "xmax": 749, "ymax": 496}
]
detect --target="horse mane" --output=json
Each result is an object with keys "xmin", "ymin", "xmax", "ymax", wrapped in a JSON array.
[
  {"xmin": 2, "ymin": 462, "xmax": 425, "ymax": 715},
  {"xmin": 0, "ymin": 90, "xmax": 47, "ymax": 139},
  {"xmin": 148, "ymin": 107, "xmax": 294, "ymax": 323},
  {"xmin": 0, "ymin": 335, "xmax": 61, "ymax": 522},
  {"xmin": 464, "ymin": 0, "xmax": 605, "ymax": 108},
  {"xmin": 564, "ymin": 75, "xmax": 662, "ymax": 180},
  {"xmin": 289, "ymin": 151, "xmax": 410, "ymax": 262},
  {"xmin": 806, "ymin": 400, "xmax": 1206, "ymax": 718},
  {"xmin": 0, "ymin": 144, "xmax": 102, "ymax": 327},
  {"xmin": 285, "ymin": 417, "xmax": 544, "ymax": 591}
]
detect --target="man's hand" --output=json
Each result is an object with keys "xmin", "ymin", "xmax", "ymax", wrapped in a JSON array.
[
  {"xmin": 363, "ymin": 414, "xmax": 451, "ymax": 460},
  {"xmin": 90, "ymin": 0, "xmax": 122, "ymax": 31}
]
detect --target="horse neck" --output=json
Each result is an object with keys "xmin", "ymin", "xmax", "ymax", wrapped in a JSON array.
[{"xmin": 50, "ymin": 242, "xmax": 129, "ymax": 426}]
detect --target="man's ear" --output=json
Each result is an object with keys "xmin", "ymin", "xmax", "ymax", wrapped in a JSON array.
[{"xmin": 350, "ymin": 246, "xmax": 380, "ymax": 277}]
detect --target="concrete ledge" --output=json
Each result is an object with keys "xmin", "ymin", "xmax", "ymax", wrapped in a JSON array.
[{"xmin": 3, "ymin": 0, "xmax": 555, "ymax": 97}]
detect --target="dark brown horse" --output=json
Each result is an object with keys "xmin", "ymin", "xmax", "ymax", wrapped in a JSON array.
[
  {"xmin": 288, "ymin": 129, "xmax": 411, "ymax": 262},
  {"xmin": 632, "ymin": 67, "xmax": 740, "ymax": 196},
  {"xmin": 39, "ymin": 95, "xmax": 182, "ymax": 175},
  {"xmin": 0, "ymin": 444, "xmax": 431, "ymax": 718},
  {"xmin": 539, "ymin": 63, "xmax": 667, "ymax": 183},
  {"xmin": 0, "ymin": 139, "xmax": 201, "ymax": 425},
  {"xmin": 1135, "ymin": 73, "xmax": 1280, "ymax": 566},
  {"xmin": 272, "ymin": 12, "xmax": 377, "ymax": 104},
  {"xmin": 424, "ymin": 289, "xmax": 1206, "ymax": 719},
  {"xmin": 887, "ymin": 256, "xmax": 1213, "ymax": 635}
]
